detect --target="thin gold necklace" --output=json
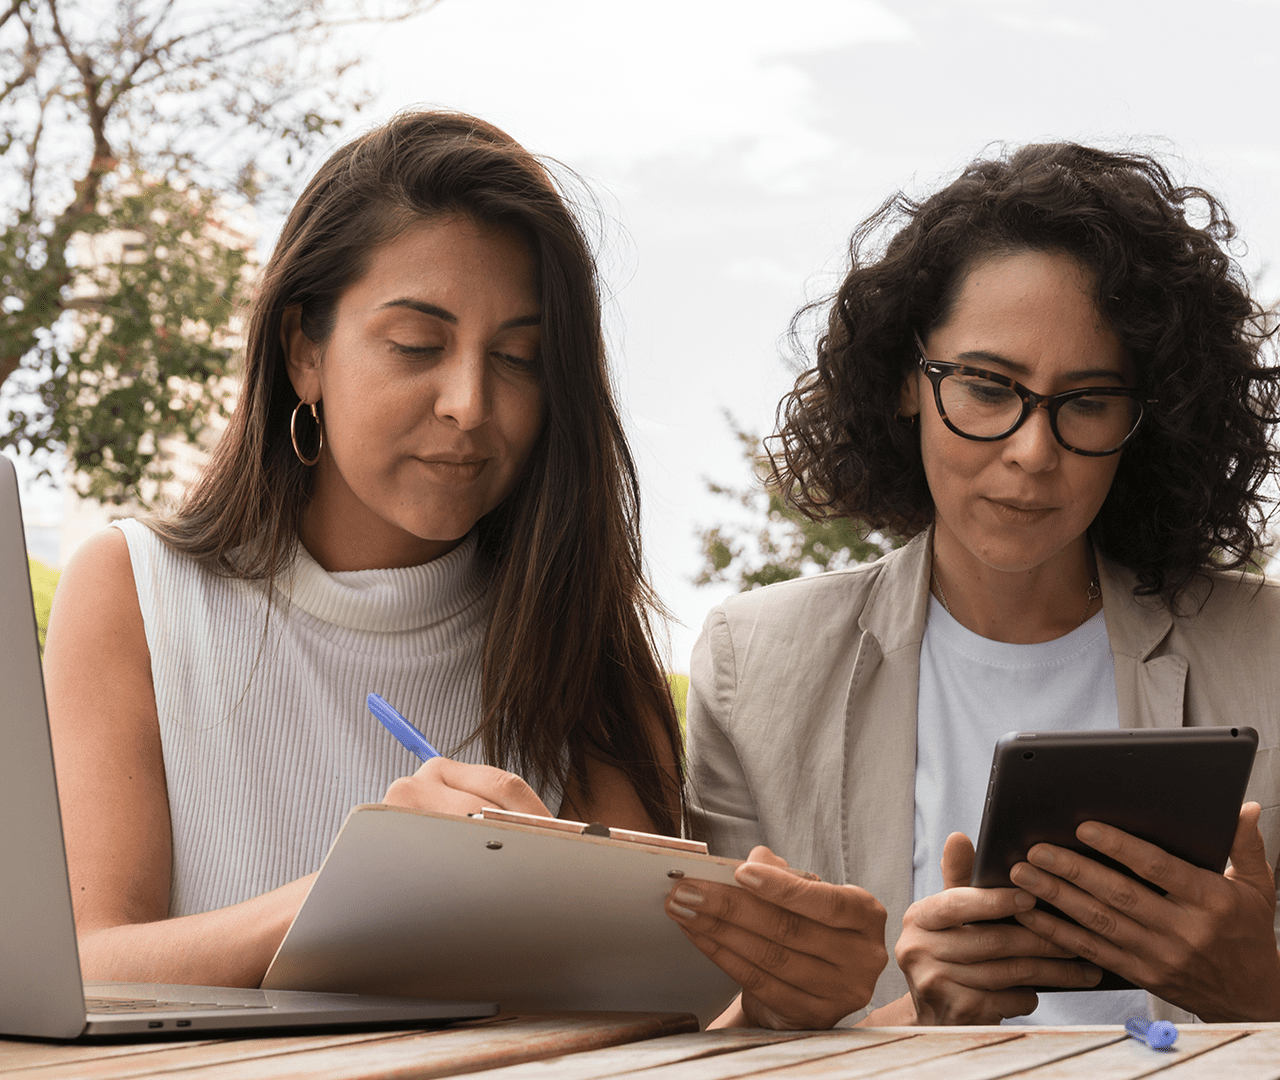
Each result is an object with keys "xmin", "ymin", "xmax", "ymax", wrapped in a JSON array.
[{"xmin": 931, "ymin": 570, "xmax": 1101, "ymax": 627}]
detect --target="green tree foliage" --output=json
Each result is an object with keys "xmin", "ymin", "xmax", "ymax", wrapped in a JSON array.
[
  {"xmin": 695, "ymin": 414, "xmax": 900, "ymax": 592},
  {"xmin": 5, "ymin": 179, "xmax": 250, "ymax": 500},
  {"xmin": 28, "ymin": 552, "xmax": 58, "ymax": 652},
  {"xmin": 0, "ymin": 0, "xmax": 435, "ymax": 503},
  {"xmin": 667, "ymin": 672, "xmax": 688, "ymax": 735}
]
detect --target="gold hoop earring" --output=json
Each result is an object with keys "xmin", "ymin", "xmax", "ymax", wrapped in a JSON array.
[{"xmin": 291, "ymin": 400, "xmax": 323, "ymax": 466}]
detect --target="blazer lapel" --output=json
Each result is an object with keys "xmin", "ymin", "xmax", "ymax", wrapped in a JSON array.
[
  {"xmin": 1099, "ymin": 558, "xmax": 1186, "ymax": 729},
  {"xmin": 841, "ymin": 532, "xmax": 932, "ymax": 1009}
]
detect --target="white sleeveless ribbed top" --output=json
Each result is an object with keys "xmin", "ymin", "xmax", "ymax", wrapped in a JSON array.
[{"xmin": 116, "ymin": 519, "xmax": 554, "ymax": 917}]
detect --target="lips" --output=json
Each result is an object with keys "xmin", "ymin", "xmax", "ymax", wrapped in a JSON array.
[
  {"xmin": 985, "ymin": 497, "xmax": 1057, "ymax": 516},
  {"xmin": 415, "ymin": 456, "xmax": 488, "ymax": 480},
  {"xmin": 991, "ymin": 498, "xmax": 1055, "ymax": 511}
]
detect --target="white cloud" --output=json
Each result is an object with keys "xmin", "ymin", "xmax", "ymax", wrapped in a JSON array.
[
  {"xmin": 366, "ymin": 0, "xmax": 912, "ymax": 174},
  {"xmin": 722, "ymin": 255, "xmax": 804, "ymax": 288},
  {"xmin": 962, "ymin": 0, "xmax": 1103, "ymax": 37}
]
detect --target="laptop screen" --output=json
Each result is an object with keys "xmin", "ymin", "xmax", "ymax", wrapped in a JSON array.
[{"xmin": 0, "ymin": 455, "xmax": 92, "ymax": 1037}]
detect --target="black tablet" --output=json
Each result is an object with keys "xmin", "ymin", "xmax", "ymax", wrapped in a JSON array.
[{"xmin": 970, "ymin": 726, "xmax": 1258, "ymax": 992}]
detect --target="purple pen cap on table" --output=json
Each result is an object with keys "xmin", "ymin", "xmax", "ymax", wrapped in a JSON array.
[{"xmin": 1125, "ymin": 1017, "xmax": 1178, "ymax": 1050}]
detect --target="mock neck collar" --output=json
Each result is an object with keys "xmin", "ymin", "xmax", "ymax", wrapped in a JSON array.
[{"xmin": 277, "ymin": 532, "xmax": 487, "ymax": 632}]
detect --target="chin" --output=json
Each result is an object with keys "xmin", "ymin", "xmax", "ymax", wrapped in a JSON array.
[
  {"xmin": 402, "ymin": 511, "xmax": 483, "ymax": 544},
  {"xmin": 408, "ymin": 525, "xmax": 475, "ymax": 545},
  {"xmin": 973, "ymin": 540, "xmax": 1076, "ymax": 574}
]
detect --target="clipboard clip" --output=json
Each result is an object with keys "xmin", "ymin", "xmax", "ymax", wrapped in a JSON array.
[{"xmin": 479, "ymin": 807, "xmax": 709, "ymax": 854}]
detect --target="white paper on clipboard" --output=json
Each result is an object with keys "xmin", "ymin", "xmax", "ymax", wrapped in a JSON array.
[{"xmin": 261, "ymin": 804, "xmax": 743, "ymax": 1027}]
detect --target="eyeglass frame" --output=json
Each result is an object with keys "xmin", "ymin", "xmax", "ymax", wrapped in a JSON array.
[{"xmin": 912, "ymin": 332, "xmax": 1155, "ymax": 458}]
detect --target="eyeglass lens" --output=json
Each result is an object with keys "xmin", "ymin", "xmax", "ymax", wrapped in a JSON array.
[{"xmin": 938, "ymin": 372, "xmax": 1140, "ymax": 453}]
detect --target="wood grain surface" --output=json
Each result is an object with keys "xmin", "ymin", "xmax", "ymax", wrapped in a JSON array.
[{"xmin": 6, "ymin": 1017, "xmax": 1280, "ymax": 1080}]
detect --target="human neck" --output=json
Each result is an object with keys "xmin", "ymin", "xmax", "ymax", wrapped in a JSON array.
[
  {"xmin": 930, "ymin": 531, "xmax": 1100, "ymax": 645},
  {"xmin": 298, "ymin": 478, "xmax": 462, "ymax": 573}
]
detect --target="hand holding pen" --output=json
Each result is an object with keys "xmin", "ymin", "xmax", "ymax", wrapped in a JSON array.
[{"xmin": 369, "ymin": 693, "xmax": 551, "ymax": 818}]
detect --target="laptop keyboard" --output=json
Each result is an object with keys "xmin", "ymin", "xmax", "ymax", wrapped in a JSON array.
[{"xmin": 86, "ymin": 996, "xmax": 272, "ymax": 1013}]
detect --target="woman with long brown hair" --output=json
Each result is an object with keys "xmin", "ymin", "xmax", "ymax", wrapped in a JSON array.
[{"xmin": 42, "ymin": 110, "xmax": 887, "ymax": 1025}]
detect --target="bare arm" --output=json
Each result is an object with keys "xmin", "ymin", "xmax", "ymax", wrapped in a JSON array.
[
  {"xmin": 44, "ymin": 528, "xmax": 309, "ymax": 986},
  {"xmin": 560, "ymin": 705, "xmax": 682, "ymax": 832}
]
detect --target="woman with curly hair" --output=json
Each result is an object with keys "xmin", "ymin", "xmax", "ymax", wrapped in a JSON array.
[{"xmin": 672, "ymin": 143, "xmax": 1280, "ymax": 1027}]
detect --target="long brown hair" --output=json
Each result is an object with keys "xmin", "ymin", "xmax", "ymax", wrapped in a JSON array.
[{"xmin": 152, "ymin": 111, "xmax": 683, "ymax": 833}]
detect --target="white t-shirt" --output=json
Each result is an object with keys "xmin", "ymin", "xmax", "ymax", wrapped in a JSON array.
[{"xmin": 914, "ymin": 595, "xmax": 1147, "ymax": 1024}]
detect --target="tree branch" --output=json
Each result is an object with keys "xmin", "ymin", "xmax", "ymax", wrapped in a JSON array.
[
  {"xmin": 133, "ymin": 0, "xmax": 440, "ymax": 79},
  {"xmin": 49, "ymin": 0, "xmax": 117, "ymax": 219},
  {"xmin": 0, "ymin": 2, "xmax": 39, "ymax": 106},
  {"xmin": 0, "ymin": 0, "xmax": 25, "ymax": 33},
  {"xmin": 23, "ymin": 85, "xmax": 57, "ymax": 213}
]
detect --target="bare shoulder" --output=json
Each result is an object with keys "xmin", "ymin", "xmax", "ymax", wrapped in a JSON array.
[
  {"xmin": 53, "ymin": 525, "xmax": 137, "ymax": 606},
  {"xmin": 44, "ymin": 526, "xmax": 154, "ymax": 734}
]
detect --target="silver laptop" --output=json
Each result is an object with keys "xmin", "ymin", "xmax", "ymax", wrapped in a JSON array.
[{"xmin": 0, "ymin": 454, "xmax": 498, "ymax": 1038}]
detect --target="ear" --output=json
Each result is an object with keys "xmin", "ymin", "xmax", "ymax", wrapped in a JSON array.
[
  {"xmin": 281, "ymin": 305, "xmax": 322, "ymax": 403},
  {"xmin": 898, "ymin": 368, "xmax": 922, "ymax": 419}
]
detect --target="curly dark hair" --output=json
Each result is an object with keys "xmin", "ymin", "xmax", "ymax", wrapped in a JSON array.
[{"xmin": 771, "ymin": 142, "xmax": 1280, "ymax": 600}]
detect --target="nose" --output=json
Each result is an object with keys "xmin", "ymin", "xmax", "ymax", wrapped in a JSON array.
[
  {"xmin": 1001, "ymin": 401, "xmax": 1059, "ymax": 473},
  {"xmin": 433, "ymin": 349, "xmax": 491, "ymax": 431}
]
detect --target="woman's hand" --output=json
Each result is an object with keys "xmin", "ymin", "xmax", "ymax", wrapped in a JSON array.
[
  {"xmin": 896, "ymin": 832, "xmax": 1102, "ymax": 1025},
  {"xmin": 664, "ymin": 845, "xmax": 888, "ymax": 1029},
  {"xmin": 382, "ymin": 758, "xmax": 551, "ymax": 818},
  {"xmin": 1010, "ymin": 802, "xmax": 1280, "ymax": 1022}
]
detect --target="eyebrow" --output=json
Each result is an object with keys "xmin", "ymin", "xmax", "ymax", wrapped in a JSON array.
[
  {"xmin": 379, "ymin": 298, "xmax": 541, "ymax": 330},
  {"xmin": 955, "ymin": 349, "xmax": 1128, "ymax": 385}
]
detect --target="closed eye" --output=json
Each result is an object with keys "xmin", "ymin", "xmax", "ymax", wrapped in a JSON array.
[
  {"xmin": 391, "ymin": 343, "xmax": 444, "ymax": 358},
  {"xmin": 956, "ymin": 377, "xmax": 1018, "ymax": 406},
  {"xmin": 1060, "ymin": 394, "xmax": 1124, "ymax": 418},
  {"xmin": 493, "ymin": 349, "xmax": 538, "ymax": 370}
]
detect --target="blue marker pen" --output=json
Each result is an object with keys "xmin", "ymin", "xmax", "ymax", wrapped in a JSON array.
[
  {"xmin": 367, "ymin": 693, "xmax": 440, "ymax": 761},
  {"xmin": 1125, "ymin": 1016, "xmax": 1178, "ymax": 1051}
]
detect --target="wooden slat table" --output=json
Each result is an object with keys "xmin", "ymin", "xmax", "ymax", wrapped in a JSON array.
[{"xmin": 4, "ymin": 1017, "xmax": 1280, "ymax": 1079}]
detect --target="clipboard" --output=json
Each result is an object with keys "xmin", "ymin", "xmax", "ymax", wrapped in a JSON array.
[{"xmin": 261, "ymin": 805, "xmax": 743, "ymax": 1026}]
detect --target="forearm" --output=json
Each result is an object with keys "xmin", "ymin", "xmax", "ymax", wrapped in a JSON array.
[{"xmin": 77, "ymin": 874, "xmax": 315, "ymax": 988}]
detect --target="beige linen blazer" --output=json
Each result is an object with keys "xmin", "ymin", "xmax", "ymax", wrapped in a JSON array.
[{"xmin": 687, "ymin": 530, "xmax": 1280, "ymax": 1024}]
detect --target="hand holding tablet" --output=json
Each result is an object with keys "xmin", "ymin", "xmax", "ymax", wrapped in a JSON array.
[
  {"xmin": 1008, "ymin": 801, "xmax": 1280, "ymax": 1021},
  {"xmin": 896, "ymin": 830, "xmax": 1104, "ymax": 1026},
  {"xmin": 968, "ymin": 727, "xmax": 1280, "ymax": 1021}
]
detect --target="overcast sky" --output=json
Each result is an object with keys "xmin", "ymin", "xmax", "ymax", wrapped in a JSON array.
[{"xmin": 17, "ymin": 0, "xmax": 1280, "ymax": 669}]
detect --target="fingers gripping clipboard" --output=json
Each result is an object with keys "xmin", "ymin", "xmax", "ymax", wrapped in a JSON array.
[{"xmin": 262, "ymin": 805, "xmax": 742, "ymax": 1026}]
